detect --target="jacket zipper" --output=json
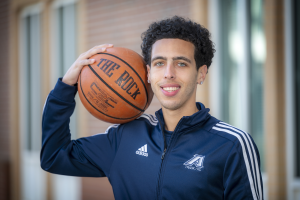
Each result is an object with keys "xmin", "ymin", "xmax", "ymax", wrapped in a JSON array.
[
  {"xmin": 156, "ymin": 118, "xmax": 166, "ymax": 200},
  {"xmin": 161, "ymin": 148, "xmax": 167, "ymax": 160},
  {"xmin": 156, "ymin": 117, "xmax": 184, "ymax": 200}
]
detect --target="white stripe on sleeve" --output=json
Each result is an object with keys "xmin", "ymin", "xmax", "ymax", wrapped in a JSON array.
[
  {"xmin": 212, "ymin": 125, "xmax": 259, "ymax": 200},
  {"xmin": 93, "ymin": 124, "xmax": 120, "ymax": 136},
  {"xmin": 138, "ymin": 114, "xmax": 158, "ymax": 126},
  {"xmin": 218, "ymin": 122, "xmax": 262, "ymax": 200}
]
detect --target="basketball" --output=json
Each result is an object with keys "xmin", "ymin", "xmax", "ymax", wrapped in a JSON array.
[{"xmin": 77, "ymin": 47, "xmax": 153, "ymax": 124}]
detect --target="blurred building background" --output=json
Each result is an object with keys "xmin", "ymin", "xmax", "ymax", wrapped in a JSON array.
[{"xmin": 0, "ymin": 0, "xmax": 298, "ymax": 199}]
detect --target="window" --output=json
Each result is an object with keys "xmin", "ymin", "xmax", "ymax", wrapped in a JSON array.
[
  {"xmin": 295, "ymin": 0, "xmax": 300, "ymax": 177},
  {"xmin": 20, "ymin": 11, "xmax": 42, "ymax": 151},
  {"xmin": 51, "ymin": 1, "xmax": 78, "ymax": 139},
  {"xmin": 19, "ymin": 3, "xmax": 47, "ymax": 200},
  {"xmin": 219, "ymin": 0, "xmax": 265, "ymax": 171},
  {"xmin": 220, "ymin": 0, "xmax": 242, "ymax": 127},
  {"xmin": 53, "ymin": 3, "xmax": 77, "ymax": 77},
  {"xmin": 50, "ymin": 1, "xmax": 81, "ymax": 200},
  {"xmin": 249, "ymin": 0, "xmax": 265, "ymax": 171}
]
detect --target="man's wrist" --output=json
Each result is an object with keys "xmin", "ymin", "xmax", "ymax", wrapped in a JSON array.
[
  {"xmin": 51, "ymin": 78, "xmax": 78, "ymax": 102},
  {"xmin": 62, "ymin": 77, "xmax": 75, "ymax": 86}
]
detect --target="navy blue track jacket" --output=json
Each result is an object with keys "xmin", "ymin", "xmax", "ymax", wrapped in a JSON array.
[{"xmin": 41, "ymin": 78, "xmax": 264, "ymax": 200}]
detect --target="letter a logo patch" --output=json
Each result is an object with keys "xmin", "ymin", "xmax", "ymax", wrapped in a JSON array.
[{"xmin": 184, "ymin": 154, "xmax": 205, "ymax": 171}]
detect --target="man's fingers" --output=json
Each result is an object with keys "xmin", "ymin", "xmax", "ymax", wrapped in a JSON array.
[
  {"xmin": 86, "ymin": 44, "xmax": 113, "ymax": 58},
  {"xmin": 62, "ymin": 44, "xmax": 113, "ymax": 86},
  {"xmin": 83, "ymin": 48, "xmax": 103, "ymax": 59},
  {"xmin": 78, "ymin": 59, "xmax": 95, "ymax": 67},
  {"xmin": 93, "ymin": 44, "xmax": 113, "ymax": 49},
  {"xmin": 80, "ymin": 44, "xmax": 114, "ymax": 59}
]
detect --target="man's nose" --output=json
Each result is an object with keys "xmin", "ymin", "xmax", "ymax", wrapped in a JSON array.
[{"xmin": 164, "ymin": 63, "xmax": 176, "ymax": 79}]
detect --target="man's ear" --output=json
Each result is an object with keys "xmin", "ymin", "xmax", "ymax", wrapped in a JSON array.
[{"xmin": 197, "ymin": 65, "xmax": 207, "ymax": 84}]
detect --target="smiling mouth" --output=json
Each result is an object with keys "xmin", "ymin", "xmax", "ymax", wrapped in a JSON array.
[{"xmin": 162, "ymin": 87, "xmax": 180, "ymax": 92}]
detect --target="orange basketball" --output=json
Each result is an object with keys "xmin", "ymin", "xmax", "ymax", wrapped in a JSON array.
[{"xmin": 77, "ymin": 47, "xmax": 153, "ymax": 124}]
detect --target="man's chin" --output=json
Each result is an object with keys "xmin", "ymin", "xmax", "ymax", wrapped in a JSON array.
[{"xmin": 160, "ymin": 101, "xmax": 182, "ymax": 111}]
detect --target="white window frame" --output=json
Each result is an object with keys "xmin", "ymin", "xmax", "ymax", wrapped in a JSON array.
[
  {"xmin": 50, "ymin": 1, "xmax": 81, "ymax": 200},
  {"xmin": 19, "ymin": 3, "xmax": 47, "ymax": 200}
]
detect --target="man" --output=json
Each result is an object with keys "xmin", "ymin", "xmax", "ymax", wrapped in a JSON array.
[{"xmin": 41, "ymin": 16, "xmax": 263, "ymax": 199}]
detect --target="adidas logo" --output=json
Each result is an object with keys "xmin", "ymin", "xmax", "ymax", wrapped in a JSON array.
[{"xmin": 136, "ymin": 144, "xmax": 148, "ymax": 157}]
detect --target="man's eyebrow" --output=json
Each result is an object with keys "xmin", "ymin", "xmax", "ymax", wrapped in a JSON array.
[
  {"xmin": 173, "ymin": 56, "xmax": 192, "ymax": 64},
  {"xmin": 151, "ymin": 56, "xmax": 167, "ymax": 63},
  {"xmin": 151, "ymin": 56, "xmax": 192, "ymax": 64}
]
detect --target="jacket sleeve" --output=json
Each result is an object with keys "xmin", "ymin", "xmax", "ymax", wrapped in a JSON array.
[
  {"xmin": 223, "ymin": 135, "xmax": 264, "ymax": 200},
  {"xmin": 41, "ymin": 78, "xmax": 123, "ymax": 177}
]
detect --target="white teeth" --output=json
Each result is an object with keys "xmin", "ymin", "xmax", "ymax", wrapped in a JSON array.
[{"xmin": 163, "ymin": 87, "xmax": 179, "ymax": 92}]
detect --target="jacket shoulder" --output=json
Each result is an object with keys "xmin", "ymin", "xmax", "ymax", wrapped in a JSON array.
[
  {"xmin": 209, "ymin": 121, "xmax": 253, "ymax": 145},
  {"xmin": 135, "ymin": 113, "xmax": 159, "ymax": 126}
]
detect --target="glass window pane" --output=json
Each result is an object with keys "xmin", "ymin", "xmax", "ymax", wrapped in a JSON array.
[
  {"xmin": 54, "ymin": 3, "xmax": 77, "ymax": 139},
  {"xmin": 295, "ymin": 0, "xmax": 300, "ymax": 177},
  {"xmin": 62, "ymin": 4, "xmax": 77, "ymax": 74},
  {"xmin": 220, "ymin": 0, "xmax": 265, "ymax": 171},
  {"xmin": 30, "ymin": 14, "xmax": 42, "ymax": 151},
  {"xmin": 249, "ymin": 0, "xmax": 265, "ymax": 172},
  {"xmin": 220, "ymin": 0, "xmax": 242, "ymax": 127},
  {"xmin": 25, "ymin": 16, "xmax": 32, "ymax": 151},
  {"xmin": 23, "ymin": 14, "xmax": 41, "ymax": 151}
]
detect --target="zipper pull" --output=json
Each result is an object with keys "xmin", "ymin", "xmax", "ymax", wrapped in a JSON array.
[{"xmin": 161, "ymin": 148, "xmax": 167, "ymax": 160}]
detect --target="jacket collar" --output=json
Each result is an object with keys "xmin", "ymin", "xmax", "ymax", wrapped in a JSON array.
[{"xmin": 155, "ymin": 102, "xmax": 211, "ymax": 134}]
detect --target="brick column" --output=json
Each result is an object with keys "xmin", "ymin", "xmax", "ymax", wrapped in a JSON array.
[
  {"xmin": 191, "ymin": 0, "xmax": 210, "ymax": 108},
  {"xmin": 264, "ymin": 0, "xmax": 286, "ymax": 199}
]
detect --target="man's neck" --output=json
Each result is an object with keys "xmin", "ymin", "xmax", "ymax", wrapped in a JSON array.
[{"xmin": 162, "ymin": 103, "xmax": 199, "ymax": 132}]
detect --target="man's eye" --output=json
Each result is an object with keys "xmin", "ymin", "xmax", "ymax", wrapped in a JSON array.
[
  {"xmin": 155, "ymin": 62, "xmax": 164, "ymax": 66},
  {"xmin": 178, "ymin": 62, "xmax": 186, "ymax": 67}
]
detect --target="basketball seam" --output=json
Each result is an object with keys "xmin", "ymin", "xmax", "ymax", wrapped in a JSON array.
[
  {"xmin": 79, "ymin": 72, "xmax": 143, "ymax": 120},
  {"xmin": 97, "ymin": 52, "xmax": 149, "ymax": 110}
]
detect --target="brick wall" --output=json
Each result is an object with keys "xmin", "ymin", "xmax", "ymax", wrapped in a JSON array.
[
  {"xmin": 82, "ymin": 0, "xmax": 199, "ymax": 199},
  {"xmin": 0, "ymin": 0, "xmax": 10, "ymax": 199}
]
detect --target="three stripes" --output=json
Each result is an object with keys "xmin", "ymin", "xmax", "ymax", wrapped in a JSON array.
[
  {"xmin": 213, "ymin": 122, "xmax": 262, "ymax": 200},
  {"xmin": 138, "ymin": 144, "xmax": 147, "ymax": 152},
  {"xmin": 138, "ymin": 113, "xmax": 158, "ymax": 126}
]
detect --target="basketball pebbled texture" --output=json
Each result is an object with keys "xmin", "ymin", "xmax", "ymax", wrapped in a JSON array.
[{"xmin": 78, "ymin": 47, "xmax": 153, "ymax": 124}]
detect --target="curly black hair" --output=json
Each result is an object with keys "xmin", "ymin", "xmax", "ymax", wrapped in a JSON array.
[{"xmin": 141, "ymin": 16, "xmax": 215, "ymax": 70}]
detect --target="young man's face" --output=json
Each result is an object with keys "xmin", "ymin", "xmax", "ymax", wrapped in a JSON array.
[{"xmin": 147, "ymin": 38, "xmax": 203, "ymax": 111}]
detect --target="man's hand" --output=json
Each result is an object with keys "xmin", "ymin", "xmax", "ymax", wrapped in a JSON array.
[{"xmin": 62, "ymin": 44, "xmax": 114, "ymax": 86}]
